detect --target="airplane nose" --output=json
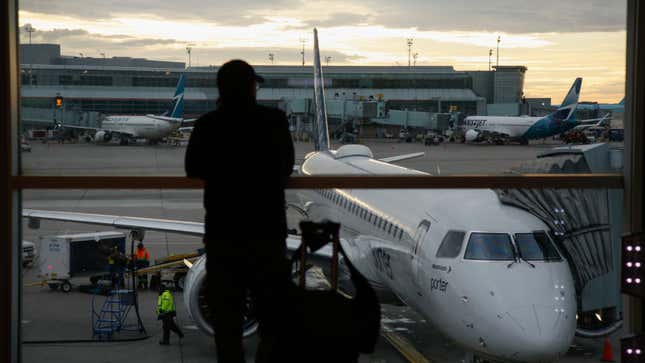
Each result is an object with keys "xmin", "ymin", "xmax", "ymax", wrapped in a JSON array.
[{"xmin": 504, "ymin": 305, "xmax": 574, "ymax": 361}]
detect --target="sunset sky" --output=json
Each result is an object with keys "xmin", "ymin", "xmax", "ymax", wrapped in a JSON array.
[{"xmin": 18, "ymin": 0, "xmax": 626, "ymax": 102}]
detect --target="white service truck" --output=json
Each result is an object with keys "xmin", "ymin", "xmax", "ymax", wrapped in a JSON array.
[{"xmin": 39, "ymin": 231, "xmax": 126, "ymax": 292}]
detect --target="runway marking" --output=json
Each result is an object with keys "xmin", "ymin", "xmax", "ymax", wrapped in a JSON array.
[
  {"xmin": 337, "ymin": 284, "xmax": 430, "ymax": 363},
  {"xmin": 381, "ymin": 326, "xmax": 431, "ymax": 363}
]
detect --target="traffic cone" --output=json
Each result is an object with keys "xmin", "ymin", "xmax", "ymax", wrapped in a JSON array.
[{"xmin": 600, "ymin": 337, "xmax": 615, "ymax": 362}]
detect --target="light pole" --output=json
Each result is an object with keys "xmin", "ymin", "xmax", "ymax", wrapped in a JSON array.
[
  {"xmin": 299, "ymin": 38, "xmax": 306, "ymax": 66},
  {"xmin": 186, "ymin": 46, "xmax": 192, "ymax": 68},
  {"xmin": 100, "ymin": 52, "xmax": 106, "ymax": 59},
  {"xmin": 496, "ymin": 36, "xmax": 501, "ymax": 68},
  {"xmin": 489, "ymin": 49, "xmax": 493, "ymax": 71},
  {"xmin": 24, "ymin": 24, "xmax": 34, "ymax": 44},
  {"xmin": 413, "ymin": 52, "xmax": 419, "ymax": 67},
  {"xmin": 268, "ymin": 53, "xmax": 274, "ymax": 64},
  {"xmin": 406, "ymin": 38, "xmax": 414, "ymax": 69},
  {"xmin": 325, "ymin": 56, "xmax": 332, "ymax": 66}
]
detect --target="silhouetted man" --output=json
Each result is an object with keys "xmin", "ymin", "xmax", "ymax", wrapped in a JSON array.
[{"xmin": 185, "ymin": 60, "xmax": 294, "ymax": 363}]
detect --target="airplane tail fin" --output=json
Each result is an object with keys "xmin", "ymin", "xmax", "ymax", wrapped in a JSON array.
[
  {"xmin": 312, "ymin": 28, "xmax": 330, "ymax": 152},
  {"xmin": 619, "ymin": 97, "xmax": 625, "ymax": 105},
  {"xmin": 550, "ymin": 77, "xmax": 582, "ymax": 122},
  {"xmin": 163, "ymin": 74, "xmax": 185, "ymax": 119}
]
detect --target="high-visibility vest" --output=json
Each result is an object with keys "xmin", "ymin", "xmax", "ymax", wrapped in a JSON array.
[
  {"xmin": 157, "ymin": 290, "xmax": 175, "ymax": 314},
  {"xmin": 135, "ymin": 247, "xmax": 150, "ymax": 261}
]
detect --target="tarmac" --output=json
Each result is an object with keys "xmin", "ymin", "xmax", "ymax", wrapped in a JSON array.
[{"xmin": 19, "ymin": 139, "xmax": 620, "ymax": 362}]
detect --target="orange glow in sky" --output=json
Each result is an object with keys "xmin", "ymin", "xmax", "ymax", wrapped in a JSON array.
[{"xmin": 19, "ymin": 9, "xmax": 625, "ymax": 103}]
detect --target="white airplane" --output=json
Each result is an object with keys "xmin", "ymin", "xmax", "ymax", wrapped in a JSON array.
[
  {"xmin": 23, "ymin": 30, "xmax": 614, "ymax": 362},
  {"xmin": 459, "ymin": 79, "xmax": 610, "ymax": 145},
  {"xmin": 60, "ymin": 74, "xmax": 187, "ymax": 145}
]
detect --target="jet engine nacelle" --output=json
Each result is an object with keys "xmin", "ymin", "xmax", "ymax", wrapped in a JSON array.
[
  {"xmin": 94, "ymin": 131, "xmax": 112, "ymax": 142},
  {"xmin": 464, "ymin": 129, "xmax": 480, "ymax": 142},
  {"xmin": 183, "ymin": 255, "xmax": 259, "ymax": 337}
]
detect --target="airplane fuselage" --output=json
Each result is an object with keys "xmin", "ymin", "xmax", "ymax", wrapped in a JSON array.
[
  {"xmin": 101, "ymin": 115, "xmax": 181, "ymax": 140},
  {"xmin": 460, "ymin": 114, "xmax": 578, "ymax": 143},
  {"xmin": 297, "ymin": 146, "xmax": 577, "ymax": 362}
]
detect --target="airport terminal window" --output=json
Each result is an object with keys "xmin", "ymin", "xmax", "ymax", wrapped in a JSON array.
[
  {"xmin": 436, "ymin": 231, "xmax": 466, "ymax": 258},
  {"xmin": 132, "ymin": 76, "xmax": 179, "ymax": 87},
  {"xmin": 186, "ymin": 78, "xmax": 217, "ymax": 88},
  {"xmin": 464, "ymin": 233, "xmax": 515, "ymax": 261},
  {"xmin": 514, "ymin": 232, "xmax": 562, "ymax": 261}
]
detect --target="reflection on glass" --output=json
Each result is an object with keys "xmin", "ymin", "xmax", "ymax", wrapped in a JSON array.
[
  {"xmin": 464, "ymin": 232, "xmax": 515, "ymax": 260},
  {"xmin": 515, "ymin": 231, "xmax": 562, "ymax": 261},
  {"xmin": 435, "ymin": 230, "xmax": 466, "ymax": 258}
]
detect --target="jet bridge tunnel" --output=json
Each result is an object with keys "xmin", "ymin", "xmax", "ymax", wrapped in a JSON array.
[{"xmin": 496, "ymin": 143, "xmax": 624, "ymax": 331}]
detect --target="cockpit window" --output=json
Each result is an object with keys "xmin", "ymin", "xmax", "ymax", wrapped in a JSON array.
[
  {"xmin": 514, "ymin": 232, "xmax": 562, "ymax": 261},
  {"xmin": 464, "ymin": 233, "xmax": 514, "ymax": 261},
  {"xmin": 436, "ymin": 231, "xmax": 466, "ymax": 258}
]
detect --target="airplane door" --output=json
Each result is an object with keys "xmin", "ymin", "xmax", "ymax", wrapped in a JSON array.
[
  {"xmin": 413, "ymin": 220, "xmax": 431, "ymax": 255},
  {"xmin": 411, "ymin": 220, "xmax": 432, "ymax": 304}
]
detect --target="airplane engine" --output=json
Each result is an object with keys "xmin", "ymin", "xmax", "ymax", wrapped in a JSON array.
[
  {"xmin": 94, "ymin": 131, "xmax": 112, "ymax": 142},
  {"xmin": 183, "ymin": 255, "xmax": 259, "ymax": 337},
  {"xmin": 464, "ymin": 129, "xmax": 480, "ymax": 142}
]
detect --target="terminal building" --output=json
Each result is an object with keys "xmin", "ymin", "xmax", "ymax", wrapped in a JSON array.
[{"xmin": 20, "ymin": 44, "xmax": 528, "ymax": 121}]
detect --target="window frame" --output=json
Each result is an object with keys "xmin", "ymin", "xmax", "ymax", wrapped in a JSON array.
[
  {"xmin": 436, "ymin": 230, "xmax": 467, "ymax": 259},
  {"xmin": 3, "ymin": 1, "xmax": 645, "ymax": 362},
  {"xmin": 464, "ymin": 232, "xmax": 516, "ymax": 261}
]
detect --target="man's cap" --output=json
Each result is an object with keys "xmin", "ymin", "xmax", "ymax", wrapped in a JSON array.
[
  {"xmin": 137, "ymin": 242, "xmax": 144, "ymax": 247},
  {"xmin": 217, "ymin": 59, "xmax": 264, "ymax": 85}
]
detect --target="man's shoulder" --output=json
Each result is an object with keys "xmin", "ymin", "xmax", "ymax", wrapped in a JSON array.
[
  {"xmin": 255, "ymin": 105, "xmax": 286, "ymax": 119},
  {"xmin": 196, "ymin": 110, "xmax": 220, "ymax": 123}
]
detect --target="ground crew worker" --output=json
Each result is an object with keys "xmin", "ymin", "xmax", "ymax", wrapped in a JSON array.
[
  {"xmin": 107, "ymin": 246, "xmax": 125, "ymax": 287},
  {"xmin": 133, "ymin": 241, "xmax": 151, "ymax": 289},
  {"xmin": 157, "ymin": 284, "xmax": 184, "ymax": 345}
]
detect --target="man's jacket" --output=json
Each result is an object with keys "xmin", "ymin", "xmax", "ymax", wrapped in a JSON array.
[{"xmin": 185, "ymin": 104, "xmax": 295, "ymax": 243}]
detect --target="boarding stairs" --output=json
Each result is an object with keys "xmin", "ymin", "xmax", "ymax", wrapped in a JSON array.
[{"xmin": 92, "ymin": 287, "xmax": 134, "ymax": 338}]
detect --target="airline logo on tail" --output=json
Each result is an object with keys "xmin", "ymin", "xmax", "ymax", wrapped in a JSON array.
[
  {"xmin": 551, "ymin": 77, "xmax": 582, "ymax": 122},
  {"xmin": 163, "ymin": 74, "xmax": 185, "ymax": 119}
]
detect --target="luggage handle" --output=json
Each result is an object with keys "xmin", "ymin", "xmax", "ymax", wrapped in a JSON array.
[{"xmin": 297, "ymin": 221, "xmax": 340, "ymax": 290}]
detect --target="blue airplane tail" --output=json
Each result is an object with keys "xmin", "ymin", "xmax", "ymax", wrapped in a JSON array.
[
  {"xmin": 619, "ymin": 97, "xmax": 625, "ymax": 105},
  {"xmin": 550, "ymin": 78, "xmax": 582, "ymax": 122},
  {"xmin": 163, "ymin": 74, "xmax": 185, "ymax": 118}
]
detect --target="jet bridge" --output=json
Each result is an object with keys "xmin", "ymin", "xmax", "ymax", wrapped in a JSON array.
[{"xmin": 496, "ymin": 143, "xmax": 624, "ymax": 314}]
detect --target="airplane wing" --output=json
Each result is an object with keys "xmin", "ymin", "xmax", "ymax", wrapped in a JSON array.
[
  {"xmin": 378, "ymin": 152, "xmax": 425, "ymax": 163},
  {"xmin": 22, "ymin": 208, "xmax": 332, "ymax": 258},
  {"xmin": 573, "ymin": 114, "xmax": 612, "ymax": 131},
  {"xmin": 57, "ymin": 124, "xmax": 137, "ymax": 138},
  {"xmin": 23, "ymin": 209, "xmax": 204, "ymax": 236},
  {"xmin": 57, "ymin": 124, "xmax": 100, "ymax": 131}
]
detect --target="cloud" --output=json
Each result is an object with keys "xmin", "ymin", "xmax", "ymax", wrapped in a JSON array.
[
  {"xmin": 368, "ymin": 0, "xmax": 626, "ymax": 33},
  {"xmin": 20, "ymin": 0, "xmax": 625, "ymax": 33},
  {"xmin": 21, "ymin": 26, "xmax": 179, "ymax": 54},
  {"xmin": 20, "ymin": 0, "xmax": 296, "ymax": 25}
]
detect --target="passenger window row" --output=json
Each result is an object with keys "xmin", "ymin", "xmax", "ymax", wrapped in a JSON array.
[{"xmin": 315, "ymin": 189, "xmax": 404, "ymax": 240}]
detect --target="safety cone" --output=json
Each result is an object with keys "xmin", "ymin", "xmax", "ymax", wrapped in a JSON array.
[{"xmin": 600, "ymin": 337, "xmax": 615, "ymax": 362}]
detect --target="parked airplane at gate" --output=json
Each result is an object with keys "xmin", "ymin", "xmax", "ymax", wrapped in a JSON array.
[
  {"xmin": 61, "ymin": 74, "xmax": 187, "ymax": 145},
  {"xmin": 23, "ymin": 30, "xmax": 614, "ymax": 363},
  {"xmin": 576, "ymin": 98, "xmax": 625, "ymax": 113},
  {"xmin": 458, "ymin": 78, "xmax": 606, "ymax": 145}
]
